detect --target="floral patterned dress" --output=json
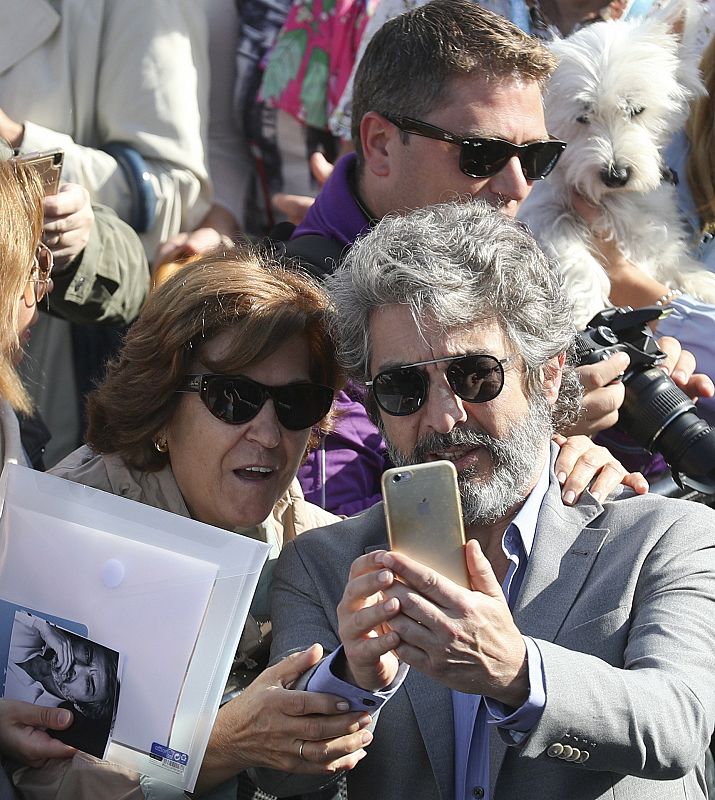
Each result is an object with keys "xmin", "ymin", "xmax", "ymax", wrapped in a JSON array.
[{"xmin": 260, "ymin": 0, "xmax": 369, "ymax": 130}]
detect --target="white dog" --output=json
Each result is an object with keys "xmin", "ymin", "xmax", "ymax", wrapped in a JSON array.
[{"xmin": 519, "ymin": 8, "xmax": 715, "ymax": 328}]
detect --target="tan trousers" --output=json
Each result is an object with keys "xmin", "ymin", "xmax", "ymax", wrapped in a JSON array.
[{"xmin": 13, "ymin": 753, "xmax": 143, "ymax": 800}]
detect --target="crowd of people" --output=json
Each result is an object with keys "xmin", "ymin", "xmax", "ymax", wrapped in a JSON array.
[{"xmin": 2, "ymin": 0, "xmax": 715, "ymax": 799}]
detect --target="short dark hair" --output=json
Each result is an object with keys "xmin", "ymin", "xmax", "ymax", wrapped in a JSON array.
[{"xmin": 351, "ymin": 0, "xmax": 557, "ymax": 159}]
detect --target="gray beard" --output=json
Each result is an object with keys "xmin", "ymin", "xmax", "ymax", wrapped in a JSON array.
[{"xmin": 383, "ymin": 396, "xmax": 554, "ymax": 525}]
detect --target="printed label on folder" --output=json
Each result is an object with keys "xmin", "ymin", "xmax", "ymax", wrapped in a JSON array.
[{"xmin": 150, "ymin": 742, "xmax": 189, "ymax": 773}]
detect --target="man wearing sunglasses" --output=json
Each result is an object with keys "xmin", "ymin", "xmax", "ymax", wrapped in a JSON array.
[
  {"xmin": 292, "ymin": 0, "xmax": 711, "ymax": 515},
  {"xmin": 256, "ymin": 201, "xmax": 715, "ymax": 800}
]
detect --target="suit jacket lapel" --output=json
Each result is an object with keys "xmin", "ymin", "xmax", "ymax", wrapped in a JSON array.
[{"xmin": 513, "ymin": 474, "xmax": 610, "ymax": 644}]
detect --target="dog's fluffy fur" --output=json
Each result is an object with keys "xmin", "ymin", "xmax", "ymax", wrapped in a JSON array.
[{"xmin": 519, "ymin": 9, "xmax": 715, "ymax": 328}]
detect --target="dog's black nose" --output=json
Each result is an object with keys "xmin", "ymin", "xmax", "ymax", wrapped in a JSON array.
[{"xmin": 600, "ymin": 164, "xmax": 631, "ymax": 187}]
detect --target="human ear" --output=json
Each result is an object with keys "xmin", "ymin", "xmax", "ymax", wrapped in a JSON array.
[
  {"xmin": 360, "ymin": 112, "xmax": 397, "ymax": 178},
  {"xmin": 541, "ymin": 352, "xmax": 566, "ymax": 405}
]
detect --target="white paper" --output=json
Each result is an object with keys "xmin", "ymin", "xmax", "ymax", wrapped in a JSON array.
[
  {"xmin": 0, "ymin": 503, "xmax": 218, "ymax": 749},
  {"xmin": 0, "ymin": 463, "xmax": 270, "ymax": 790}
]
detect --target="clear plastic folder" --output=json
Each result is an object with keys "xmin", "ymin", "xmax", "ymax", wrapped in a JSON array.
[{"xmin": 0, "ymin": 463, "xmax": 270, "ymax": 791}]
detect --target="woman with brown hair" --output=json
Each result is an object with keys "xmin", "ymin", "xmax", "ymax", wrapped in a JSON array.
[{"xmin": 7, "ymin": 248, "xmax": 368, "ymax": 800}]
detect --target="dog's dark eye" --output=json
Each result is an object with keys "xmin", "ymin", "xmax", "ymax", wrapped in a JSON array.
[
  {"xmin": 576, "ymin": 114, "xmax": 590, "ymax": 124},
  {"xmin": 628, "ymin": 105, "xmax": 645, "ymax": 117}
]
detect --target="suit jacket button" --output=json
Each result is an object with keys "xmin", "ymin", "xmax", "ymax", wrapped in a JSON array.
[
  {"xmin": 578, "ymin": 750, "xmax": 590, "ymax": 763},
  {"xmin": 566, "ymin": 747, "xmax": 581, "ymax": 762},
  {"xmin": 472, "ymin": 787, "xmax": 485, "ymax": 798},
  {"xmin": 560, "ymin": 745, "xmax": 573, "ymax": 759},
  {"xmin": 547, "ymin": 743, "xmax": 563, "ymax": 757}
]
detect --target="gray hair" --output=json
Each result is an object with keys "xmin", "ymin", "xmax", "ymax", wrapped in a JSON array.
[
  {"xmin": 351, "ymin": 0, "xmax": 557, "ymax": 159},
  {"xmin": 326, "ymin": 201, "xmax": 582, "ymax": 432}
]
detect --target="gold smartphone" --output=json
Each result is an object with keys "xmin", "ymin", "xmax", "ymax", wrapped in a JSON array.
[
  {"xmin": 12, "ymin": 148, "xmax": 64, "ymax": 196},
  {"xmin": 382, "ymin": 460, "xmax": 470, "ymax": 589}
]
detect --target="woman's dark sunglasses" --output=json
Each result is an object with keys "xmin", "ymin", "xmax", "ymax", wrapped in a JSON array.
[
  {"xmin": 366, "ymin": 354, "xmax": 514, "ymax": 417},
  {"xmin": 388, "ymin": 116, "xmax": 566, "ymax": 181},
  {"xmin": 178, "ymin": 374, "xmax": 334, "ymax": 430}
]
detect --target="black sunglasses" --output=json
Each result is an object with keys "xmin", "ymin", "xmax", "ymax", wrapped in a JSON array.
[
  {"xmin": 366, "ymin": 354, "xmax": 514, "ymax": 417},
  {"xmin": 178, "ymin": 374, "xmax": 334, "ymax": 430},
  {"xmin": 388, "ymin": 116, "xmax": 566, "ymax": 181}
]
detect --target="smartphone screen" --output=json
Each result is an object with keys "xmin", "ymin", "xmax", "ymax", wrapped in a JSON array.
[{"xmin": 382, "ymin": 460, "xmax": 470, "ymax": 588}]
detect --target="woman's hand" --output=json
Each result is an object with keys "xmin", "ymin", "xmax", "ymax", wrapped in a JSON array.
[
  {"xmin": 0, "ymin": 700, "xmax": 75, "ymax": 767},
  {"xmin": 43, "ymin": 184, "xmax": 94, "ymax": 270},
  {"xmin": 570, "ymin": 190, "xmax": 674, "ymax": 308},
  {"xmin": 195, "ymin": 644, "xmax": 371, "ymax": 793},
  {"xmin": 552, "ymin": 433, "xmax": 648, "ymax": 504}
]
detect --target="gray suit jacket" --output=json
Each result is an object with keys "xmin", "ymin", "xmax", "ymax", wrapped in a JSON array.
[{"xmin": 256, "ymin": 462, "xmax": 715, "ymax": 799}]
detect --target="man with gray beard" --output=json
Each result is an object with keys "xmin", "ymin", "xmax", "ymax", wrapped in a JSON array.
[
  {"xmin": 254, "ymin": 201, "xmax": 715, "ymax": 800},
  {"xmin": 386, "ymin": 402, "xmax": 555, "ymax": 526}
]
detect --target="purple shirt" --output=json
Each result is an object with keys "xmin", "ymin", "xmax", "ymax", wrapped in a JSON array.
[
  {"xmin": 307, "ymin": 458, "xmax": 551, "ymax": 799},
  {"xmin": 294, "ymin": 154, "xmax": 388, "ymax": 515},
  {"xmin": 293, "ymin": 152, "xmax": 371, "ymax": 246}
]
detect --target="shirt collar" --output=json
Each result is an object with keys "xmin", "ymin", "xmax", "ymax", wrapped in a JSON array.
[{"xmin": 505, "ymin": 453, "xmax": 550, "ymax": 557}]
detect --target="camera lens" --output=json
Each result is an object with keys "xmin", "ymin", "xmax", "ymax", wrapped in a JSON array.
[
  {"xmin": 620, "ymin": 367, "xmax": 715, "ymax": 490},
  {"xmin": 575, "ymin": 310, "xmax": 715, "ymax": 492}
]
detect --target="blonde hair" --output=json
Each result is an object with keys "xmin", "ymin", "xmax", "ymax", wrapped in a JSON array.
[
  {"xmin": 686, "ymin": 36, "xmax": 715, "ymax": 229},
  {"xmin": 0, "ymin": 160, "xmax": 43, "ymax": 413}
]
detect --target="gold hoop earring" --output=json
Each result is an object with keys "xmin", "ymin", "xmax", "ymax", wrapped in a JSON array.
[{"xmin": 154, "ymin": 436, "xmax": 169, "ymax": 453}]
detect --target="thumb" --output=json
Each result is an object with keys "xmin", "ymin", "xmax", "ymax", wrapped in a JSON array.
[
  {"xmin": 24, "ymin": 703, "xmax": 74, "ymax": 730},
  {"xmin": 465, "ymin": 540, "xmax": 504, "ymax": 599},
  {"xmin": 272, "ymin": 644, "xmax": 324, "ymax": 688}
]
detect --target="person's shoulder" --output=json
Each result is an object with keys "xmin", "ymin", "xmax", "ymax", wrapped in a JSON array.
[
  {"xmin": 601, "ymin": 491, "xmax": 715, "ymax": 542},
  {"xmin": 49, "ymin": 445, "xmax": 112, "ymax": 489},
  {"xmin": 288, "ymin": 479, "xmax": 342, "ymax": 532},
  {"xmin": 604, "ymin": 489, "xmax": 715, "ymax": 514},
  {"xmin": 48, "ymin": 446, "xmax": 142, "ymax": 500},
  {"xmin": 289, "ymin": 501, "xmax": 385, "ymax": 556}
]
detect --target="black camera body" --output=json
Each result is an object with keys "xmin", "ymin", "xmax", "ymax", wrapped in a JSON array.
[{"xmin": 575, "ymin": 306, "xmax": 715, "ymax": 494}]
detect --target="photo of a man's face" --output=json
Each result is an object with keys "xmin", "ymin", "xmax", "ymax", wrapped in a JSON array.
[
  {"xmin": 53, "ymin": 638, "xmax": 114, "ymax": 708},
  {"xmin": 3, "ymin": 611, "xmax": 121, "ymax": 758}
]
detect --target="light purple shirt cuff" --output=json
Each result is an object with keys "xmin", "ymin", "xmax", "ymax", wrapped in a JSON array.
[
  {"xmin": 485, "ymin": 636, "xmax": 546, "ymax": 744},
  {"xmin": 306, "ymin": 646, "xmax": 409, "ymax": 712}
]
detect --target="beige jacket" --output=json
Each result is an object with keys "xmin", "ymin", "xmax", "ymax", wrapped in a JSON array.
[
  {"xmin": 50, "ymin": 445, "xmax": 337, "ymax": 545},
  {"xmin": 10, "ymin": 447, "xmax": 339, "ymax": 800}
]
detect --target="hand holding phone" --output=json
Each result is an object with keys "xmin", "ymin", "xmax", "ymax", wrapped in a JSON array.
[{"xmin": 382, "ymin": 460, "xmax": 470, "ymax": 589}]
